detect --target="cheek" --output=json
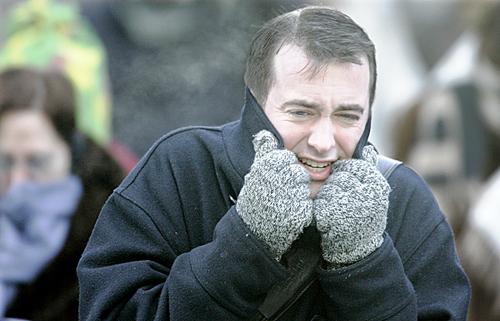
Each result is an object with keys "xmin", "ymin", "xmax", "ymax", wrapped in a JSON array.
[
  {"xmin": 273, "ymin": 122, "xmax": 308, "ymax": 150},
  {"xmin": 51, "ymin": 142, "xmax": 72, "ymax": 176},
  {"xmin": 335, "ymin": 127, "xmax": 365, "ymax": 157}
]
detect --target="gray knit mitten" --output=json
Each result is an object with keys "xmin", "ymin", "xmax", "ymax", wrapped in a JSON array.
[
  {"xmin": 314, "ymin": 145, "xmax": 391, "ymax": 268},
  {"xmin": 236, "ymin": 130, "xmax": 313, "ymax": 260}
]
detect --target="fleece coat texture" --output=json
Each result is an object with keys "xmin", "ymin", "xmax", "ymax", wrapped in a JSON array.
[{"xmin": 77, "ymin": 90, "xmax": 470, "ymax": 321}]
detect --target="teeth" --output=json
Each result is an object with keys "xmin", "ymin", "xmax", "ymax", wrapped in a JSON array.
[{"xmin": 299, "ymin": 158, "xmax": 331, "ymax": 169}]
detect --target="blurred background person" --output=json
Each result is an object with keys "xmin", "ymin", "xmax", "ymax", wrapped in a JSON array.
[
  {"xmin": 0, "ymin": 1, "xmax": 128, "ymax": 319},
  {"xmin": 0, "ymin": 0, "xmax": 138, "ymax": 173},
  {"xmin": 0, "ymin": 67, "xmax": 124, "ymax": 321}
]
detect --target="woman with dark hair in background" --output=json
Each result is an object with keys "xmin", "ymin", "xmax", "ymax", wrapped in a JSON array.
[{"xmin": 0, "ymin": 67, "xmax": 124, "ymax": 321}]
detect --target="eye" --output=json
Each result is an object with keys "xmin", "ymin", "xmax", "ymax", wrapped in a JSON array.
[
  {"xmin": 27, "ymin": 154, "xmax": 52, "ymax": 172},
  {"xmin": 291, "ymin": 110, "xmax": 310, "ymax": 116},
  {"xmin": 287, "ymin": 108, "xmax": 315, "ymax": 118},
  {"xmin": 336, "ymin": 113, "xmax": 361, "ymax": 123},
  {"xmin": 341, "ymin": 113, "xmax": 360, "ymax": 120}
]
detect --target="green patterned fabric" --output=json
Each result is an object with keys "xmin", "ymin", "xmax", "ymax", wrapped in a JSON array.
[{"xmin": 0, "ymin": 0, "xmax": 111, "ymax": 145}]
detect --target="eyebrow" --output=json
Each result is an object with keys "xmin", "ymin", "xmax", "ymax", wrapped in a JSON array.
[
  {"xmin": 280, "ymin": 99, "xmax": 365, "ymax": 113},
  {"xmin": 336, "ymin": 104, "xmax": 365, "ymax": 113},
  {"xmin": 280, "ymin": 99, "xmax": 321, "ymax": 110}
]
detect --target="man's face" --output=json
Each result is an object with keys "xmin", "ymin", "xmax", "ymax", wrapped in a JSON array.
[{"xmin": 263, "ymin": 44, "xmax": 370, "ymax": 197}]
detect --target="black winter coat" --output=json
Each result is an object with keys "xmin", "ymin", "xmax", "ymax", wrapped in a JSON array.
[{"xmin": 78, "ymin": 91, "xmax": 470, "ymax": 320}]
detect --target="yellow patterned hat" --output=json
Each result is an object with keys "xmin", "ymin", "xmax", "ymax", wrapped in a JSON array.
[{"xmin": 0, "ymin": 0, "xmax": 111, "ymax": 146}]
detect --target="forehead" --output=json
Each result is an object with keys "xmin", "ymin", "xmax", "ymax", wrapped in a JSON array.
[
  {"xmin": 0, "ymin": 110, "xmax": 62, "ymax": 152},
  {"xmin": 273, "ymin": 44, "xmax": 368, "ymax": 83},
  {"xmin": 270, "ymin": 44, "xmax": 370, "ymax": 102}
]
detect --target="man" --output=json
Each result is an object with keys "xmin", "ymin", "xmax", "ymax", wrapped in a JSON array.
[{"xmin": 78, "ymin": 6, "xmax": 470, "ymax": 320}]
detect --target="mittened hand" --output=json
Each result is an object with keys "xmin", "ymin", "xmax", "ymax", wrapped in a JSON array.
[
  {"xmin": 236, "ymin": 130, "xmax": 313, "ymax": 260},
  {"xmin": 313, "ymin": 145, "xmax": 391, "ymax": 268}
]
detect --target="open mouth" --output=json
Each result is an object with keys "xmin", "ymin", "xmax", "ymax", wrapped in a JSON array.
[{"xmin": 298, "ymin": 158, "xmax": 332, "ymax": 173}]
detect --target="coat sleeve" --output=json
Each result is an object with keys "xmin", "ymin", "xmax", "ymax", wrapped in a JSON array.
[
  {"xmin": 77, "ymin": 140, "xmax": 289, "ymax": 320},
  {"xmin": 317, "ymin": 165, "xmax": 470, "ymax": 321}
]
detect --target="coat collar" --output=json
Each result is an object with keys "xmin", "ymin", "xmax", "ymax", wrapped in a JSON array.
[{"xmin": 222, "ymin": 88, "xmax": 283, "ymax": 181}]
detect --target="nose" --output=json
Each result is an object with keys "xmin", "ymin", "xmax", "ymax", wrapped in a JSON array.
[
  {"xmin": 308, "ymin": 117, "xmax": 336, "ymax": 154},
  {"xmin": 10, "ymin": 162, "xmax": 30, "ymax": 185}
]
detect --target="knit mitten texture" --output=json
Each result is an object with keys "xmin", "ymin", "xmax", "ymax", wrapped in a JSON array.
[
  {"xmin": 236, "ymin": 130, "xmax": 313, "ymax": 260},
  {"xmin": 314, "ymin": 145, "xmax": 391, "ymax": 268}
]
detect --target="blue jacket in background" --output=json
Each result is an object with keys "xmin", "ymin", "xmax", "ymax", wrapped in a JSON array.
[{"xmin": 77, "ymin": 91, "xmax": 470, "ymax": 320}]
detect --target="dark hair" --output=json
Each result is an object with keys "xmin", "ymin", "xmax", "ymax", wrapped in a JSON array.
[
  {"xmin": 244, "ymin": 6, "xmax": 377, "ymax": 108},
  {"xmin": 0, "ymin": 67, "xmax": 77, "ymax": 144}
]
